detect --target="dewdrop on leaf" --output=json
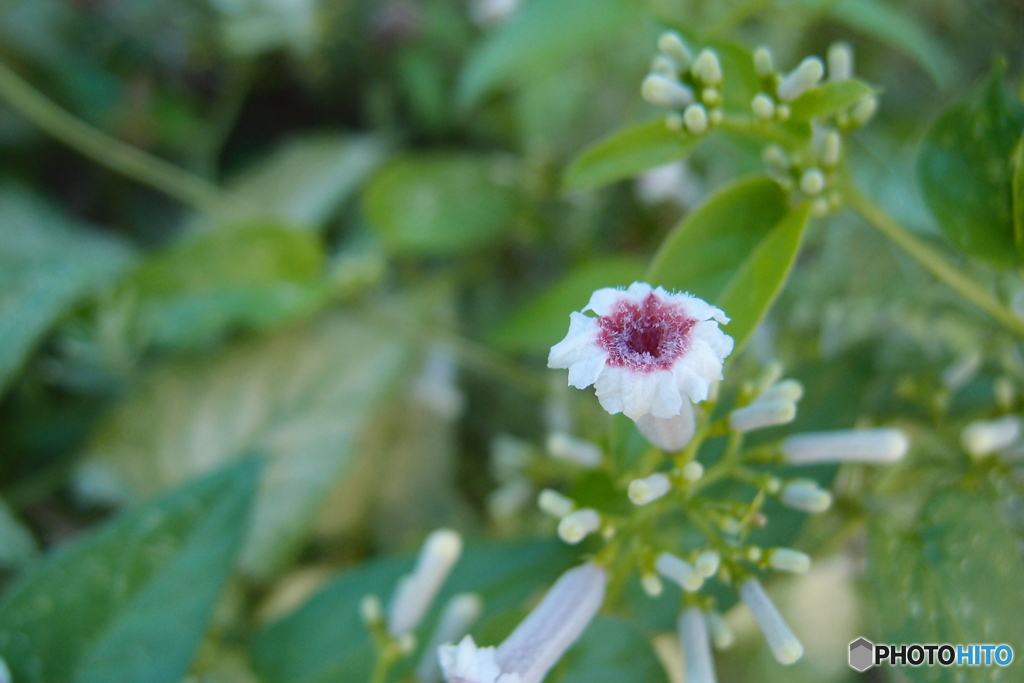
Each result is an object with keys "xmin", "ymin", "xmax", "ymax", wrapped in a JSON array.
[
  {"xmin": 827, "ymin": 42, "xmax": 853, "ymax": 81},
  {"xmin": 753, "ymin": 46, "xmax": 774, "ymax": 78},
  {"xmin": 777, "ymin": 57, "xmax": 824, "ymax": 102},
  {"xmin": 730, "ymin": 398, "xmax": 796, "ymax": 433},
  {"xmin": 658, "ymin": 31, "xmax": 693, "ymax": 69},
  {"xmin": 679, "ymin": 607, "xmax": 718, "ymax": 683},
  {"xmin": 628, "ymin": 472, "xmax": 672, "ymax": 505},
  {"xmin": 781, "ymin": 428, "xmax": 909, "ymax": 465},
  {"xmin": 692, "ymin": 49, "xmax": 723, "ymax": 85},
  {"xmin": 780, "ymin": 479, "xmax": 832, "ymax": 513},
  {"xmin": 388, "ymin": 529, "xmax": 463, "ymax": 636},
  {"xmin": 740, "ymin": 579, "xmax": 804, "ymax": 665},
  {"xmin": 683, "ymin": 104, "xmax": 709, "ymax": 134},
  {"xmin": 655, "ymin": 552, "xmax": 704, "ymax": 592},
  {"xmin": 769, "ymin": 548, "xmax": 811, "ymax": 574},
  {"xmin": 558, "ymin": 508, "xmax": 601, "ymax": 544},
  {"xmin": 961, "ymin": 416, "xmax": 1021, "ymax": 458},
  {"xmin": 752, "ymin": 93, "xmax": 775, "ymax": 120},
  {"xmin": 642, "ymin": 75, "xmax": 695, "ymax": 109}
]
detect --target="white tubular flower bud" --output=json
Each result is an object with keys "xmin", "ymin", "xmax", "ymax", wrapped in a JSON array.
[
  {"xmin": 538, "ymin": 489, "xmax": 575, "ymax": 518},
  {"xmin": 850, "ymin": 94, "xmax": 878, "ymax": 126},
  {"xmin": 781, "ymin": 428, "xmax": 909, "ymax": 465},
  {"xmin": 683, "ymin": 104, "xmax": 709, "ymax": 134},
  {"xmin": 730, "ymin": 399, "xmax": 796, "ymax": 433},
  {"xmin": 753, "ymin": 46, "xmax": 774, "ymax": 77},
  {"xmin": 651, "ymin": 54, "xmax": 678, "ymax": 78},
  {"xmin": 546, "ymin": 432, "xmax": 602, "ymax": 468},
  {"xmin": 655, "ymin": 552, "xmax": 704, "ymax": 592},
  {"xmin": 681, "ymin": 460, "xmax": 704, "ymax": 483},
  {"xmin": 740, "ymin": 579, "xmax": 804, "ymax": 665},
  {"xmin": 642, "ymin": 74, "xmax": 695, "ymax": 108},
  {"xmin": 658, "ymin": 31, "xmax": 693, "ymax": 69},
  {"xmin": 388, "ymin": 529, "xmax": 463, "ymax": 636},
  {"xmin": 692, "ymin": 49, "xmax": 723, "ymax": 85},
  {"xmin": 628, "ymin": 472, "xmax": 672, "ymax": 505},
  {"xmin": 799, "ymin": 168, "xmax": 826, "ymax": 195},
  {"xmin": 780, "ymin": 480, "xmax": 832, "ymax": 513},
  {"xmin": 0, "ymin": 657, "xmax": 9, "ymax": 683},
  {"xmin": 695, "ymin": 550, "xmax": 721, "ymax": 578},
  {"xmin": 641, "ymin": 572, "xmax": 664, "ymax": 597},
  {"xmin": 701, "ymin": 87, "xmax": 721, "ymax": 107},
  {"xmin": 961, "ymin": 416, "xmax": 1022, "ymax": 457},
  {"xmin": 762, "ymin": 144, "xmax": 789, "ymax": 171},
  {"xmin": 820, "ymin": 131, "xmax": 842, "ymax": 169},
  {"xmin": 557, "ymin": 508, "xmax": 601, "ymax": 544},
  {"xmin": 827, "ymin": 42, "xmax": 853, "ymax": 81},
  {"xmin": 679, "ymin": 607, "xmax": 718, "ymax": 683},
  {"xmin": 636, "ymin": 403, "xmax": 696, "ymax": 451},
  {"xmin": 361, "ymin": 594, "xmax": 384, "ymax": 626},
  {"xmin": 417, "ymin": 593, "xmax": 484, "ymax": 683},
  {"xmin": 495, "ymin": 563, "xmax": 607, "ymax": 683},
  {"xmin": 768, "ymin": 548, "xmax": 811, "ymax": 574},
  {"xmin": 706, "ymin": 611, "xmax": 735, "ymax": 650},
  {"xmin": 751, "ymin": 93, "xmax": 775, "ymax": 120},
  {"xmin": 776, "ymin": 57, "xmax": 824, "ymax": 102},
  {"xmin": 760, "ymin": 379, "xmax": 804, "ymax": 403}
]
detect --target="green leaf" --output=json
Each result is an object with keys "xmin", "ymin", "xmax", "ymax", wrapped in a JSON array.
[
  {"xmin": 0, "ymin": 185, "xmax": 134, "ymax": 396},
  {"xmin": 457, "ymin": 0, "xmax": 641, "ymax": 108},
  {"xmin": 125, "ymin": 225, "xmax": 328, "ymax": 350},
  {"xmin": 77, "ymin": 312, "xmax": 410, "ymax": 578},
  {"xmin": 0, "ymin": 497, "xmax": 37, "ymax": 569},
  {"xmin": 648, "ymin": 176, "xmax": 808, "ymax": 352},
  {"xmin": 868, "ymin": 488, "xmax": 1024, "ymax": 682},
  {"xmin": 195, "ymin": 135, "xmax": 388, "ymax": 232},
  {"xmin": 488, "ymin": 257, "xmax": 645, "ymax": 353},
  {"xmin": 787, "ymin": 79, "xmax": 874, "ymax": 122},
  {"xmin": 564, "ymin": 119, "xmax": 700, "ymax": 191},
  {"xmin": 554, "ymin": 616, "xmax": 668, "ymax": 683},
  {"xmin": 363, "ymin": 153, "xmax": 519, "ymax": 255},
  {"xmin": 0, "ymin": 461, "xmax": 259, "ymax": 683},
  {"xmin": 1012, "ymin": 135, "xmax": 1024, "ymax": 261},
  {"xmin": 918, "ymin": 66, "xmax": 1024, "ymax": 266},
  {"xmin": 250, "ymin": 539, "xmax": 573, "ymax": 683}
]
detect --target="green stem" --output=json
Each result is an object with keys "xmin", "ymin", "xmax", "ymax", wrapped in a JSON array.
[
  {"xmin": 0, "ymin": 60, "xmax": 229, "ymax": 214},
  {"xmin": 844, "ymin": 183, "xmax": 1024, "ymax": 341}
]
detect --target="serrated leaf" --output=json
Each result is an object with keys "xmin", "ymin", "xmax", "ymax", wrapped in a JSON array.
[
  {"xmin": 918, "ymin": 66, "xmax": 1024, "ymax": 267},
  {"xmin": 648, "ymin": 176, "xmax": 807, "ymax": 352},
  {"xmin": 457, "ymin": 0, "xmax": 641, "ymax": 108},
  {"xmin": 77, "ymin": 312, "xmax": 410, "ymax": 578},
  {"xmin": 564, "ymin": 119, "xmax": 700, "ymax": 191},
  {"xmin": 868, "ymin": 488, "xmax": 1024, "ymax": 682},
  {"xmin": 363, "ymin": 153, "xmax": 519, "ymax": 255},
  {"xmin": 250, "ymin": 539, "xmax": 573, "ymax": 683},
  {"xmin": 554, "ymin": 616, "xmax": 669, "ymax": 683},
  {"xmin": 0, "ymin": 461, "xmax": 259, "ymax": 683},
  {"xmin": 787, "ymin": 79, "xmax": 874, "ymax": 122},
  {"xmin": 125, "ymin": 224, "xmax": 328, "ymax": 350},
  {"xmin": 488, "ymin": 257, "xmax": 645, "ymax": 353},
  {"xmin": 0, "ymin": 186, "xmax": 134, "ymax": 396}
]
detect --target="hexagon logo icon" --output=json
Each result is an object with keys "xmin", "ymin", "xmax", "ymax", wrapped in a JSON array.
[{"xmin": 849, "ymin": 637, "xmax": 874, "ymax": 672}]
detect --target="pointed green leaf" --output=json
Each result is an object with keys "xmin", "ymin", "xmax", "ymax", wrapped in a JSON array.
[
  {"xmin": 457, "ymin": 0, "xmax": 641, "ymax": 108},
  {"xmin": 648, "ymin": 176, "xmax": 808, "ymax": 352},
  {"xmin": 554, "ymin": 616, "xmax": 669, "ymax": 683},
  {"xmin": 787, "ymin": 79, "xmax": 875, "ymax": 122},
  {"xmin": 251, "ymin": 540, "xmax": 573, "ymax": 683},
  {"xmin": 0, "ymin": 186, "xmax": 134, "ymax": 396},
  {"xmin": 0, "ymin": 461, "xmax": 260, "ymax": 683},
  {"xmin": 918, "ymin": 65, "xmax": 1024, "ymax": 266},
  {"xmin": 488, "ymin": 257, "xmax": 645, "ymax": 353},
  {"xmin": 868, "ymin": 488, "xmax": 1024, "ymax": 682},
  {"xmin": 77, "ymin": 313, "xmax": 410, "ymax": 578},
  {"xmin": 564, "ymin": 119, "xmax": 700, "ymax": 191}
]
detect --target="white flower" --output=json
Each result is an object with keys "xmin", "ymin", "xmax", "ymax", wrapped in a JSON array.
[
  {"xmin": 389, "ymin": 529, "xmax": 463, "ymax": 636},
  {"xmin": 961, "ymin": 416, "xmax": 1020, "ymax": 458},
  {"xmin": 636, "ymin": 401, "xmax": 696, "ymax": 451},
  {"xmin": 548, "ymin": 282, "xmax": 733, "ymax": 421},
  {"xmin": 439, "ymin": 563, "xmax": 607, "ymax": 683},
  {"xmin": 679, "ymin": 607, "xmax": 718, "ymax": 683},
  {"xmin": 739, "ymin": 579, "xmax": 804, "ymax": 665},
  {"xmin": 781, "ymin": 428, "xmax": 908, "ymax": 465},
  {"xmin": 417, "ymin": 594, "xmax": 484, "ymax": 683}
]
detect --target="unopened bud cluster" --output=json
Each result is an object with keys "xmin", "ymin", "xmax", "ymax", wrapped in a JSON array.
[{"xmin": 642, "ymin": 32, "xmax": 725, "ymax": 135}]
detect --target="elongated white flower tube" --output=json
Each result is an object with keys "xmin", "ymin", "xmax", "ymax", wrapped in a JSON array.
[
  {"xmin": 537, "ymin": 489, "xmax": 575, "ymax": 519},
  {"xmin": 740, "ymin": 579, "xmax": 804, "ymax": 665},
  {"xmin": 781, "ymin": 428, "xmax": 909, "ymax": 465},
  {"xmin": 636, "ymin": 402, "xmax": 696, "ymax": 451},
  {"xmin": 557, "ymin": 508, "xmax": 601, "ymax": 544},
  {"xmin": 776, "ymin": 57, "xmax": 824, "ymax": 101},
  {"xmin": 628, "ymin": 472, "xmax": 672, "ymax": 505},
  {"xmin": 658, "ymin": 31, "xmax": 692, "ymax": 69},
  {"xmin": 642, "ymin": 75, "xmax": 695, "ymax": 109},
  {"xmin": 706, "ymin": 611, "xmax": 734, "ymax": 650},
  {"xmin": 751, "ymin": 93, "xmax": 775, "ymax": 120},
  {"xmin": 692, "ymin": 49, "xmax": 723, "ymax": 85},
  {"xmin": 827, "ymin": 42, "xmax": 853, "ymax": 81},
  {"xmin": 680, "ymin": 607, "xmax": 718, "ymax": 683},
  {"xmin": 417, "ymin": 593, "xmax": 484, "ymax": 683},
  {"xmin": 780, "ymin": 479, "xmax": 832, "ymax": 513},
  {"xmin": 439, "ymin": 564, "xmax": 607, "ymax": 683},
  {"xmin": 760, "ymin": 379, "xmax": 804, "ymax": 403},
  {"xmin": 546, "ymin": 432, "xmax": 602, "ymax": 468},
  {"xmin": 655, "ymin": 552, "xmax": 703, "ymax": 592},
  {"xmin": 768, "ymin": 548, "xmax": 811, "ymax": 574},
  {"xmin": 389, "ymin": 529, "xmax": 463, "ymax": 636},
  {"xmin": 753, "ymin": 46, "xmax": 774, "ymax": 77},
  {"xmin": 695, "ymin": 550, "xmax": 721, "ymax": 578},
  {"xmin": 961, "ymin": 415, "xmax": 1021, "ymax": 457},
  {"xmin": 730, "ymin": 398, "xmax": 796, "ymax": 433}
]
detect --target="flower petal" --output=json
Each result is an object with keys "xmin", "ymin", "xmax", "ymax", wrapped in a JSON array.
[{"xmin": 548, "ymin": 312, "xmax": 601, "ymax": 370}]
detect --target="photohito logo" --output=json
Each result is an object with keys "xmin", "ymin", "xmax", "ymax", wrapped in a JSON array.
[{"xmin": 849, "ymin": 638, "xmax": 1013, "ymax": 672}]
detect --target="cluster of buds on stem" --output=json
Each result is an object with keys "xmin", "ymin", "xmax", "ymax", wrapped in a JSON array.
[{"xmin": 642, "ymin": 32, "xmax": 725, "ymax": 135}]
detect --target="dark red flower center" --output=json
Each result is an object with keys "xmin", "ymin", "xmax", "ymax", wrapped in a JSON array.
[{"xmin": 597, "ymin": 293, "xmax": 696, "ymax": 372}]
